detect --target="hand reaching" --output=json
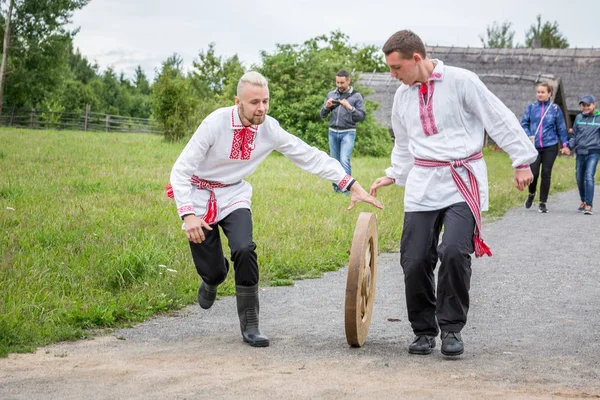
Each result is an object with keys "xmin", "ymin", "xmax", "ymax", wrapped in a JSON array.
[
  {"xmin": 347, "ymin": 181, "xmax": 384, "ymax": 210},
  {"xmin": 369, "ymin": 176, "xmax": 395, "ymax": 197}
]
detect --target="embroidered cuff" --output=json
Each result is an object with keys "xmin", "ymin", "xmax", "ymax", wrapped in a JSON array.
[
  {"xmin": 562, "ymin": 142, "xmax": 568, "ymax": 148},
  {"xmin": 177, "ymin": 204, "xmax": 195, "ymax": 218},
  {"xmin": 337, "ymin": 174, "xmax": 353, "ymax": 191},
  {"xmin": 515, "ymin": 165, "xmax": 531, "ymax": 171}
]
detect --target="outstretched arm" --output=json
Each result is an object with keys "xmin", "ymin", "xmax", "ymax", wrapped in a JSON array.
[{"xmin": 273, "ymin": 123, "xmax": 383, "ymax": 210}]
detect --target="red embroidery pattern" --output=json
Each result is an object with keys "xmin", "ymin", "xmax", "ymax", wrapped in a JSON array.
[
  {"xmin": 229, "ymin": 127, "xmax": 257, "ymax": 160},
  {"xmin": 230, "ymin": 108, "xmax": 258, "ymax": 160},
  {"xmin": 516, "ymin": 164, "xmax": 531, "ymax": 170},
  {"xmin": 418, "ymin": 81, "xmax": 438, "ymax": 136},
  {"xmin": 338, "ymin": 174, "xmax": 352, "ymax": 190},
  {"xmin": 177, "ymin": 204, "xmax": 194, "ymax": 214}
]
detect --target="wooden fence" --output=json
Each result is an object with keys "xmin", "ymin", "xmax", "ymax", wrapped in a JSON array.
[{"xmin": 0, "ymin": 104, "xmax": 161, "ymax": 134}]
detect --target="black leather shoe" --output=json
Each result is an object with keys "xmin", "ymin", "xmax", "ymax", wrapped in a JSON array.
[
  {"xmin": 408, "ymin": 335, "xmax": 436, "ymax": 355},
  {"xmin": 441, "ymin": 331, "xmax": 464, "ymax": 356},
  {"xmin": 197, "ymin": 282, "xmax": 218, "ymax": 310}
]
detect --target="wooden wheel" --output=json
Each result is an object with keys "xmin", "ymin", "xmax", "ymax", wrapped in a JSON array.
[{"xmin": 344, "ymin": 212, "xmax": 378, "ymax": 347}]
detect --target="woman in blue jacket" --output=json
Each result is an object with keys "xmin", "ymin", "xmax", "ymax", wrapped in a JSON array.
[{"xmin": 520, "ymin": 82, "xmax": 570, "ymax": 213}]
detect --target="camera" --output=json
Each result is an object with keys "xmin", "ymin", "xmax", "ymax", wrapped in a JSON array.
[{"xmin": 332, "ymin": 99, "xmax": 340, "ymax": 105}]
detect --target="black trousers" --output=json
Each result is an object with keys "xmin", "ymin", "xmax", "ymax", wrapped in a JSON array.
[
  {"xmin": 400, "ymin": 202, "xmax": 474, "ymax": 336},
  {"xmin": 188, "ymin": 208, "xmax": 259, "ymax": 287},
  {"xmin": 529, "ymin": 145, "xmax": 559, "ymax": 203}
]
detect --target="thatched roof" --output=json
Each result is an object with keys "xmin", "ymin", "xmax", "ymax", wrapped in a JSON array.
[{"xmin": 359, "ymin": 46, "xmax": 600, "ymax": 130}]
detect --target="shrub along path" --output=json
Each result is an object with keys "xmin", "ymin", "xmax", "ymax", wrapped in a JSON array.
[{"xmin": 1, "ymin": 187, "xmax": 599, "ymax": 399}]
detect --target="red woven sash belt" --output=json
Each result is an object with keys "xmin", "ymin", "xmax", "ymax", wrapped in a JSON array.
[
  {"xmin": 413, "ymin": 151, "xmax": 492, "ymax": 258},
  {"xmin": 166, "ymin": 176, "xmax": 239, "ymax": 224}
]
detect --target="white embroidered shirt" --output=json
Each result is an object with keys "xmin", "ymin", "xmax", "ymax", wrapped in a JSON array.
[
  {"xmin": 386, "ymin": 60, "xmax": 538, "ymax": 212},
  {"xmin": 170, "ymin": 106, "xmax": 352, "ymax": 221}
]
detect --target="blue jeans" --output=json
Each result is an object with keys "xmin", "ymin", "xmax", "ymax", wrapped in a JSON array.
[
  {"xmin": 576, "ymin": 153, "xmax": 599, "ymax": 207},
  {"xmin": 328, "ymin": 130, "xmax": 355, "ymax": 191}
]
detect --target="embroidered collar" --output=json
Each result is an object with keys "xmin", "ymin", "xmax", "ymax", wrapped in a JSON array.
[
  {"xmin": 231, "ymin": 107, "xmax": 258, "ymax": 132},
  {"xmin": 409, "ymin": 59, "xmax": 444, "ymax": 88}
]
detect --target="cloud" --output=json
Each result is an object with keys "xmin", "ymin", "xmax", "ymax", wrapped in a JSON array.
[{"xmin": 69, "ymin": 0, "xmax": 600, "ymax": 82}]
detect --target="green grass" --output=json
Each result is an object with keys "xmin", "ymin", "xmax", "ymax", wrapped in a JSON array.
[{"xmin": 0, "ymin": 128, "xmax": 577, "ymax": 357}]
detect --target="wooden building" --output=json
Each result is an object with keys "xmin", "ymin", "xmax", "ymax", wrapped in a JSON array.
[{"xmin": 359, "ymin": 46, "xmax": 600, "ymax": 134}]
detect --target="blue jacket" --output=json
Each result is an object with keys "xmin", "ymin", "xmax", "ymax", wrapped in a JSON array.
[
  {"xmin": 320, "ymin": 87, "xmax": 366, "ymax": 131},
  {"xmin": 520, "ymin": 100, "xmax": 568, "ymax": 149},
  {"xmin": 569, "ymin": 109, "xmax": 600, "ymax": 155}
]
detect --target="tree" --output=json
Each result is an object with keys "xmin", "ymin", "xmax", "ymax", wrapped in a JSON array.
[
  {"xmin": 190, "ymin": 42, "xmax": 225, "ymax": 98},
  {"xmin": 133, "ymin": 65, "xmax": 150, "ymax": 96},
  {"xmin": 188, "ymin": 43, "xmax": 245, "ymax": 125},
  {"xmin": 258, "ymin": 31, "xmax": 391, "ymax": 156},
  {"xmin": 219, "ymin": 54, "xmax": 245, "ymax": 101},
  {"xmin": 525, "ymin": 15, "xmax": 569, "ymax": 48},
  {"xmin": 152, "ymin": 53, "xmax": 197, "ymax": 141},
  {"xmin": 69, "ymin": 46, "xmax": 97, "ymax": 84},
  {"xmin": 0, "ymin": 0, "xmax": 90, "ymax": 115},
  {"xmin": 479, "ymin": 21, "xmax": 515, "ymax": 48}
]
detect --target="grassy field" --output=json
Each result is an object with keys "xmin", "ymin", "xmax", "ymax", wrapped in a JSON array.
[{"xmin": 0, "ymin": 128, "xmax": 577, "ymax": 356}]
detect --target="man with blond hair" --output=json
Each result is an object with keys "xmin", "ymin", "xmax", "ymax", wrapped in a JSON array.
[
  {"xmin": 169, "ymin": 71, "xmax": 382, "ymax": 347},
  {"xmin": 370, "ymin": 30, "xmax": 537, "ymax": 356}
]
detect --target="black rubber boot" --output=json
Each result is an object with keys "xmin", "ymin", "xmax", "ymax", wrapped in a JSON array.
[
  {"xmin": 197, "ymin": 282, "xmax": 218, "ymax": 310},
  {"xmin": 236, "ymin": 284, "xmax": 270, "ymax": 347}
]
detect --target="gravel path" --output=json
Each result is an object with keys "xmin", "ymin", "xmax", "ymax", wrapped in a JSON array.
[{"xmin": 1, "ymin": 188, "xmax": 599, "ymax": 399}]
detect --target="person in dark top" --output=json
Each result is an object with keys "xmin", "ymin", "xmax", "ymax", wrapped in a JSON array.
[
  {"xmin": 320, "ymin": 70, "xmax": 366, "ymax": 192},
  {"xmin": 569, "ymin": 94, "xmax": 600, "ymax": 215}
]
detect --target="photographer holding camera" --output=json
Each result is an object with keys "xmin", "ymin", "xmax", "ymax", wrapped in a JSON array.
[{"xmin": 320, "ymin": 70, "xmax": 366, "ymax": 192}]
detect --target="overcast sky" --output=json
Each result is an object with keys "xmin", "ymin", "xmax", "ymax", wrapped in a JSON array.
[{"xmin": 69, "ymin": 0, "xmax": 599, "ymax": 81}]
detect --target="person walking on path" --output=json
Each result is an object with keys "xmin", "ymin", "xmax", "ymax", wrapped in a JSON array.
[
  {"xmin": 168, "ymin": 71, "xmax": 382, "ymax": 348},
  {"xmin": 320, "ymin": 70, "xmax": 366, "ymax": 192},
  {"xmin": 369, "ymin": 30, "xmax": 537, "ymax": 357},
  {"xmin": 520, "ymin": 82, "xmax": 570, "ymax": 213},
  {"xmin": 569, "ymin": 94, "xmax": 600, "ymax": 215}
]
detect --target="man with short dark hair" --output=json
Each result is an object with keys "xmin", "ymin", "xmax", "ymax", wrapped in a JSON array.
[
  {"xmin": 320, "ymin": 70, "xmax": 366, "ymax": 192},
  {"xmin": 169, "ymin": 71, "xmax": 382, "ymax": 348},
  {"xmin": 370, "ymin": 30, "xmax": 537, "ymax": 357}
]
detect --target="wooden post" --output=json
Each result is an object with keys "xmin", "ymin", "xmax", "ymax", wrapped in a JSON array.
[
  {"xmin": 105, "ymin": 114, "xmax": 109, "ymax": 132},
  {"xmin": 29, "ymin": 108, "xmax": 35, "ymax": 129},
  {"xmin": 84, "ymin": 104, "xmax": 90, "ymax": 131},
  {"xmin": 9, "ymin": 106, "xmax": 14, "ymax": 126}
]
